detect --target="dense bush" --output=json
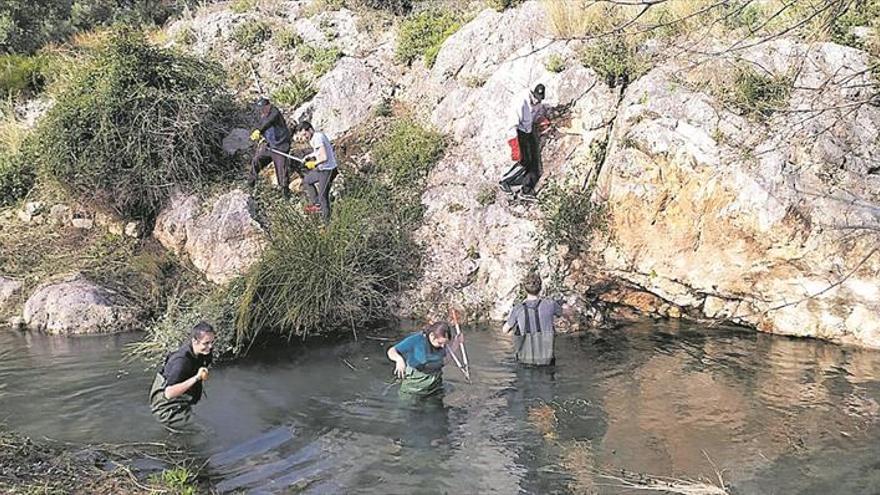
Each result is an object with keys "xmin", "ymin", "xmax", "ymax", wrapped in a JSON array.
[
  {"xmin": 396, "ymin": 10, "xmax": 460, "ymax": 68},
  {"xmin": 25, "ymin": 31, "xmax": 238, "ymax": 219},
  {"xmin": 0, "ymin": 0, "xmax": 196, "ymax": 55},
  {"xmin": 271, "ymin": 76, "xmax": 316, "ymax": 108},
  {"xmin": 0, "ymin": 54, "xmax": 49, "ymax": 98}
]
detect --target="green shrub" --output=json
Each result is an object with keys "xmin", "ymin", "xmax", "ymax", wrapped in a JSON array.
[
  {"xmin": 372, "ymin": 118, "xmax": 444, "ymax": 195},
  {"xmin": 150, "ymin": 467, "xmax": 197, "ymax": 495},
  {"xmin": 725, "ymin": 65, "xmax": 791, "ymax": 119},
  {"xmin": 396, "ymin": 10, "xmax": 460, "ymax": 68},
  {"xmin": 477, "ymin": 185, "xmax": 496, "ymax": 206},
  {"xmin": 545, "ymin": 53, "xmax": 566, "ymax": 73},
  {"xmin": 297, "ymin": 44, "xmax": 341, "ymax": 77},
  {"xmin": 357, "ymin": 0, "xmax": 413, "ymax": 15},
  {"xmin": 580, "ymin": 37, "xmax": 649, "ymax": 88},
  {"xmin": 275, "ymin": 28, "xmax": 303, "ymax": 50},
  {"xmin": 0, "ymin": 54, "xmax": 49, "ymax": 98},
  {"xmin": 271, "ymin": 76, "xmax": 317, "ymax": 108},
  {"xmin": 538, "ymin": 182, "xmax": 606, "ymax": 254},
  {"xmin": 0, "ymin": 151, "xmax": 33, "ymax": 206},
  {"xmin": 232, "ymin": 19, "xmax": 272, "ymax": 52},
  {"xmin": 230, "ymin": 0, "xmax": 257, "ymax": 14},
  {"xmin": 172, "ymin": 26, "xmax": 196, "ymax": 46},
  {"xmin": 487, "ymin": 0, "xmax": 524, "ymax": 12},
  {"xmin": 25, "ymin": 31, "xmax": 238, "ymax": 219}
]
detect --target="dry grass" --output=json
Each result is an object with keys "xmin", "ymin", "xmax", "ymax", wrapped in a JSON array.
[{"xmin": 0, "ymin": 100, "xmax": 26, "ymax": 155}]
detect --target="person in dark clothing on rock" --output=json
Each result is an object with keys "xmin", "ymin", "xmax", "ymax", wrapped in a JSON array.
[
  {"xmin": 149, "ymin": 322, "xmax": 215, "ymax": 431},
  {"xmin": 502, "ymin": 272, "xmax": 562, "ymax": 366},
  {"xmin": 499, "ymin": 84, "xmax": 549, "ymax": 202},
  {"xmin": 248, "ymin": 97, "xmax": 293, "ymax": 198}
]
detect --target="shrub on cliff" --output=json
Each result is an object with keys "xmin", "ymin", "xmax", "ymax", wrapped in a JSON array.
[
  {"xmin": 24, "ymin": 31, "xmax": 238, "ymax": 219},
  {"xmin": 396, "ymin": 10, "xmax": 460, "ymax": 68}
]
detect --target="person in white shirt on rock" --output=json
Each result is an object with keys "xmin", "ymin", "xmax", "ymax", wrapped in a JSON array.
[{"xmin": 295, "ymin": 121, "xmax": 338, "ymax": 223}]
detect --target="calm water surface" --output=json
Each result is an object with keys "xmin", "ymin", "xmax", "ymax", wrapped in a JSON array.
[{"xmin": 2, "ymin": 321, "xmax": 880, "ymax": 494}]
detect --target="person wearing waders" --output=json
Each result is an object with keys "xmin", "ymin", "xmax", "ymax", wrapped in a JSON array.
[
  {"xmin": 149, "ymin": 322, "xmax": 215, "ymax": 430},
  {"xmin": 502, "ymin": 272, "xmax": 562, "ymax": 366},
  {"xmin": 248, "ymin": 97, "xmax": 293, "ymax": 198},
  {"xmin": 386, "ymin": 322, "xmax": 452, "ymax": 398},
  {"xmin": 498, "ymin": 84, "xmax": 549, "ymax": 202},
  {"xmin": 296, "ymin": 120, "xmax": 338, "ymax": 223}
]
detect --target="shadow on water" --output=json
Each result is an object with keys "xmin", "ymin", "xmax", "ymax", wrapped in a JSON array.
[{"xmin": 3, "ymin": 321, "xmax": 880, "ymax": 494}]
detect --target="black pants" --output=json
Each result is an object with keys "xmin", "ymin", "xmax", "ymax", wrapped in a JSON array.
[
  {"xmin": 303, "ymin": 168, "xmax": 337, "ymax": 222},
  {"xmin": 250, "ymin": 142, "xmax": 290, "ymax": 195},
  {"xmin": 517, "ymin": 129, "xmax": 540, "ymax": 194}
]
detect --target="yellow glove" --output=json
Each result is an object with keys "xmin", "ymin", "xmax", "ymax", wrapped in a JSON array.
[
  {"xmin": 250, "ymin": 129, "xmax": 261, "ymax": 142},
  {"xmin": 305, "ymin": 160, "xmax": 317, "ymax": 170}
]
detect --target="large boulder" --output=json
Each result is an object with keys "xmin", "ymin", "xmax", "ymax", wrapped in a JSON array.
[
  {"xmin": 591, "ymin": 39, "xmax": 880, "ymax": 347},
  {"xmin": 153, "ymin": 192, "xmax": 201, "ymax": 255},
  {"xmin": 183, "ymin": 190, "xmax": 266, "ymax": 285},
  {"xmin": 22, "ymin": 275, "xmax": 137, "ymax": 335}
]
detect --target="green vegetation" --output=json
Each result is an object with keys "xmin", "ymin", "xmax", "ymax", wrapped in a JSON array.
[
  {"xmin": 724, "ymin": 65, "xmax": 792, "ymax": 119},
  {"xmin": 230, "ymin": 0, "xmax": 258, "ymax": 14},
  {"xmin": 0, "ymin": 0, "xmax": 195, "ymax": 55},
  {"xmin": 272, "ymin": 76, "xmax": 317, "ymax": 108},
  {"xmin": 232, "ymin": 19, "xmax": 272, "ymax": 52},
  {"xmin": 0, "ymin": 100, "xmax": 33, "ymax": 205},
  {"xmin": 396, "ymin": 9, "xmax": 461, "ymax": 68},
  {"xmin": 580, "ymin": 38, "xmax": 649, "ymax": 88},
  {"xmin": 477, "ymin": 185, "xmax": 496, "ymax": 206},
  {"xmin": 538, "ymin": 182, "xmax": 606, "ymax": 255},
  {"xmin": 487, "ymin": 0, "xmax": 525, "ymax": 11},
  {"xmin": 275, "ymin": 28, "xmax": 303, "ymax": 50},
  {"xmin": 24, "ymin": 31, "xmax": 238, "ymax": 219},
  {"xmin": 0, "ymin": 54, "xmax": 51, "ymax": 98},
  {"xmin": 151, "ymin": 467, "xmax": 199, "ymax": 495},
  {"xmin": 297, "ymin": 44, "xmax": 342, "ymax": 77},
  {"xmin": 545, "ymin": 53, "xmax": 566, "ymax": 73}
]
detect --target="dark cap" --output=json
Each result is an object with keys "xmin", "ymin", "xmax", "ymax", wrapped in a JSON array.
[
  {"xmin": 254, "ymin": 96, "xmax": 270, "ymax": 108},
  {"xmin": 532, "ymin": 84, "xmax": 545, "ymax": 100}
]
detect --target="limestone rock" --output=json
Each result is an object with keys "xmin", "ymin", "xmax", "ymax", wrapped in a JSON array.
[
  {"xmin": 48, "ymin": 204, "xmax": 71, "ymax": 225},
  {"xmin": 124, "ymin": 221, "xmax": 142, "ymax": 239},
  {"xmin": 70, "ymin": 217, "xmax": 94, "ymax": 230},
  {"xmin": 22, "ymin": 275, "xmax": 137, "ymax": 335},
  {"xmin": 0, "ymin": 276, "xmax": 23, "ymax": 318},
  {"xmin": 153, "ymin": 192, "xmax": 201, "ymax": 255},
  {"xmin": 183, "ymin": 190, "xmax": 266, "ymax": 285}
]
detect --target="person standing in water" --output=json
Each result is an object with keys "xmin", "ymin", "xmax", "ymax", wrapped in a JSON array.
[
  {"xmin": 502, "ymin": 272, "xmax": 562, "ymax": 366},
  {"xmin": 149, "ymin": 322, "xmax": 215, "ymax": 430},
  {"xmin": 387, "ymin": 322, "xmax": 452, "ymax": 398}
]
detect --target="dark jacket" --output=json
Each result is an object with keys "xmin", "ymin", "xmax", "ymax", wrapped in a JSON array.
[
  {"xmin": 257, "ymin": 104, "xmax": 291, "ymax": 149},
  {"xmin": 159, "ymin": 342, "xmax": 212, "ymax": 405}
]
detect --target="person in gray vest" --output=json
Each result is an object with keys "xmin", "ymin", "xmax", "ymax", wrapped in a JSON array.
[
  {"xmin": 295, "ymin": 120, "xmax": 338, "ymax": 223},
  {"xmin": 149, "ymin": 322, "xmax": 215, "ymax": 430},
  {"xmin": 502, "ymin": 272, "xmax": 562, "ymax": 366},
  {"xmin": 248, "ymin": 97, "xmax": 292, "ymax": 198}
]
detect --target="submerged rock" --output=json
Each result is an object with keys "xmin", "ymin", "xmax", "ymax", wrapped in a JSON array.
[{"xmin": 22, "ymin": 275, "xmax": 137, "ymax": 335}]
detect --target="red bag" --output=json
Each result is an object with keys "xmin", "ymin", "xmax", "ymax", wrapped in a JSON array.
[{"xmin": 508, "ymin": 137, "xmax": 520, "ymax": 162}]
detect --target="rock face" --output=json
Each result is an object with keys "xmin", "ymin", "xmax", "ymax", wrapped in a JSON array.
[
  {"xmin": 22, "ymin": 275, "xmax": 137, "ymax": 335},
  {"xmin": 399, "ymin": 3, "xmax": 617, "ymax": 319},
  {"xmin": 153, "ymin": 190, "xmax": 266, "ymax": 285},
  {"xmin": 592, "ymin": 39, "xmax": 880, "ymax": 347}
]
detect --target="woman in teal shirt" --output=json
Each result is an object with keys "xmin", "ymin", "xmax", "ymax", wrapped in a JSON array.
[{"xmin": 386, "ymin": 322, "xmax": 451, "ymax": 397}]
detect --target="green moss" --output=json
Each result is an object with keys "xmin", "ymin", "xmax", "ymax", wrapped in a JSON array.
[{"xmin": 396, "ymin": 10, "xmax": 460, "ymax": 68}]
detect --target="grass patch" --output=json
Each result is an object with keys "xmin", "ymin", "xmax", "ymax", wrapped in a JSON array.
[
  {"xmin": 724, "ymin": 65, "xmax": 792, "ymax": 119},
  {"xmin": 477, "ymin": 185, "xmax": 496, "ymax": 206},
  {"xmin": 297, "ymin": 43, "xmax": 342, "ymax": 77},
  {"xmin": 275, "ymin": 28, "xmax": 303, "ymax": 50},
  {"xmin": 230, "ymin": 0, "xmax": 258, "ymax": 14},
  {"xmin": 0, "ymin": 53, "xmax": 50, "ymax": 98},
  {"xmin": 232, "ymin": 19, "xmax": 272, "ymax": 53},
  {"xmin": 25, "ymin": 30, "xmax": 239, "ymax": 220},
  {"xmin": 396, "ymin": 9, "xmax": 461, "ymax": 68},
  {"xmin": 538, "ymin": 182, "xmax": 607, "ymax": 255},
  {"xmin": 487, "ymin": 0, "xmax": 525, "ymax": 11},
  {"xmin": 271, "ymin": 76, "xmax": 317, "ymax": 108}
]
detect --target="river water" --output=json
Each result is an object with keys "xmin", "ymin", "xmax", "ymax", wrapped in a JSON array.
[{"xmin": 2, "ymin": 321, "xmax": 880, "ymax": 494}]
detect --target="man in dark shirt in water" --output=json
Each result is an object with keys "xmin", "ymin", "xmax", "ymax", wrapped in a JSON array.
[
  {"xmin": 149, "ymin": 322, "xmax": 215, "ymax": 430},
  {"xmin": 502, "ymin": 272, "xmax": 562, "ymax": 366}
]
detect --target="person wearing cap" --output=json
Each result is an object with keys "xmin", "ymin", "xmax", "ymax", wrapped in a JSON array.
[
  {"xmin": 499, "ymin": 84, "xmax": 548, "ymax": 201},
  {"xmin": 295, "ymin": 120, "xmax": 337, "ymax": 222},
  {"xmin": 148, "ymin": 321, "xmax": 216, "ymax": 430},
  {"xmin": 248, "ymin": 97, "xmax": 293, "ymax": 198}
]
